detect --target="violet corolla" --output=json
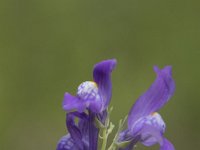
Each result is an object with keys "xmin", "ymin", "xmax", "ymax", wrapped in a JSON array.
[
  {"xmin": 62, "ymin": 59, "xmax": 116, "ymax": 114},
  {"xmin": 116, "ymin": 66, "xmax": 175, "ymax": 150}
]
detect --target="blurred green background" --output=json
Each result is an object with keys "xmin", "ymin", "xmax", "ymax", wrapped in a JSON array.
[{"xmin": 0, "ymin": 0, "xmax": 200, "ymax": 149}]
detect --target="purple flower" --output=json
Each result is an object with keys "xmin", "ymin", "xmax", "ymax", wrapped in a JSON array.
[
  {"xmin": 57, "ymin": 59, "xmax": 116, "ymax": 150},
  {"xmin": 56, "ymin": 112, "xmax": 90, "ymax": 150},
  {"xmin": 118, "ymin": 66, "xmax": 175, "ymax": 150},
  {"xmin": 62, "ymin": 59, "xmax": 117, "ymax": 113},
  {"xmin": 57, "ymin": 111, "xmax": 99, "ymax": 150}
]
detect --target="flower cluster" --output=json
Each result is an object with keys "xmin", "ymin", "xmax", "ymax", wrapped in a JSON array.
[{"xmin": 56, "ymin": 59, "xmax": 175, "ymax": 150}]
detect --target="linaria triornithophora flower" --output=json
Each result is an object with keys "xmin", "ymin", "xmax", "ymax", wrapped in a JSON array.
[
  {"xmin": 57, "ymin": 59, "xmax": 117, "ymax": 150},
  {"xmin": 62, "ymin": 59, "xmax": 117, "ymax": 113},
  {"xmin": 118, "ymin": 66, "xmax": 175, "ymax": 150}
]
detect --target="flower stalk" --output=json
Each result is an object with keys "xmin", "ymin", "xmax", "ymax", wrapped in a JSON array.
[{"xmin": 100, "ymin": 108, "xmax": 115, "ymax": 150}]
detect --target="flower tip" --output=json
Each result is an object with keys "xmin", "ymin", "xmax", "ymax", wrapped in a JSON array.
[
  {"xmin": 93, "ymin": 59, "xmax": 117, "ymax": 74},
  {"xmin": 62, "ymin": 92, "xmax": 86, "ymax": 112},
  {"xmin": 153, "ymin": 66, "xmax": 160, "ymax": 73},
  {"xmin": 154, "ymin": 65, "xmax": 173, "ymax": 76},
  {"xmin": 110, "ymin": 58, "xmax": 117, "ymax": 64},
  {"xmin": 62, "ymin": 93, "xmax": 71, "ymax": 110},
  {"xmin": 98, "ymin": 58, "xmax": 117, "ymax": 66},
  {"xmin": 160, "ymin": 138, "xmax": 175, "ymax": 150},
  {"xmin": 109, "ymin": 58, "xmax": 117, "ymax": 69},
  {"xmin": 162, "ymin": 66, "xmax": 172, "ymax": 76}
]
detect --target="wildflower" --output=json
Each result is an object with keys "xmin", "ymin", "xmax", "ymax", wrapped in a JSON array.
[
  {"xmin": 62, "ymin": 59, "xmax": 117, "ymax": 114},
  {"xmin": 118, "ymin": 66, "xmax": 175, "ymax": 150},
  {"xmin": 57, "ymin": 59, "xmax": 116, "ymax": 150}
]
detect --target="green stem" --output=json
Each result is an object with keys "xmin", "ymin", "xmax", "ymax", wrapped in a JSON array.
[
  {"xmin": 99, "ymin": 108, "xmax": 115, "ymax": 150},
  {"xmin": 101, "ymin": 127, "xmax": 107, "ymax": 150},
  {"xmin": 107, "ymin": 132, "xmax": 117, "ymax": 150},
  {"xmin": 108, "ymin": 143, "xmax": 115, "ymax": 150},
  {"xmin": 108, "ymin": 116, "xmax": 128, "ymax": 150}
]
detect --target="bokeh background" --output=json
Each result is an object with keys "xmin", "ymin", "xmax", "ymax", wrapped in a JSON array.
[{"xmin": 0, "ymin": 0, "xmax": 200, "ymax": 149}]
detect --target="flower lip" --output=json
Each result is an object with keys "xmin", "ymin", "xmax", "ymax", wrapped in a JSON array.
[
  {"xmin": 125, "ymin": 112, "xmax": 166, "ymax": 148},
  {"xmin": 131, "ymin": 112, "xmax": 166, "ymax": 135},
  {"xmin": 77, "ymin": 81, "xmax": 100, "ymax": 102}
]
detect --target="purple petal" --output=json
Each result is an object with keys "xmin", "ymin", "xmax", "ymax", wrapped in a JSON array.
[
  {"xmin": 63, "ymin": 89, "xmax": 103, "ymax": 113},
  {"xmin": 66, "ymin": 111, "xmax": 98, "ymax": 150},
  {"xmin": 56, "ymin": 135, "xmax": 79, "ymax": 150},
  {"xmin": 88, "ymin": 99, "xmax": 103, "ymax": 113},
  {"xmin": 140, "ymin": 126, "xmax": 174, "ymax": 150},
  {"xmin": 139, "ymin": 124, "xmax": 163, "ymax": 146},
  {"xmin": 160, "ymin": 138, "xmax": 175, "ymax": 150},
  {"xmin": 66, "ymin": 112, "xmax": 89, "ymax": 149},
  {"xmin": 128, "ymin": 66, "xmax": 175, "ymax": 127},
  {"xmin": 78, "ymin": 115, "xmax": 89, "ymax": 136},
  {"xmin": 117, "ymin": 124, "xmax": 164, "ymax": 150},
  {"xmin": 93, "ymin": 59, "xmax": 117, "ymax": 109},
  {"xmin": 88, "ymin": 111, "xmax": 99, "ymax": 150},
  {"xmin": 62, "ymin": 93, "xmax": 86, "ymax": 112},
  {"xmin": 118, "ymin": 129, "xmax": 134, "ymax": 142},
  {"xmin": 117, "ymin": 129, "xmax": 140, "ymax": 150}
]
